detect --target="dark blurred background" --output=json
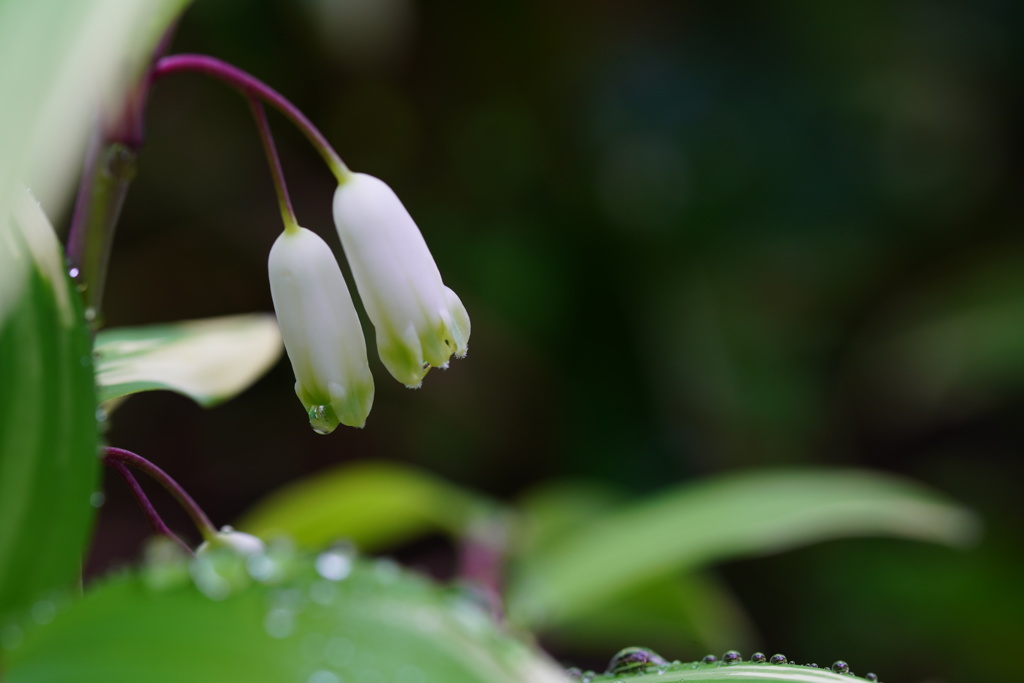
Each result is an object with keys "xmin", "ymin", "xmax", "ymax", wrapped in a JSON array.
[{"xmin": 84, "ymin": 1, "xmax": 1024, "ymax": 682}]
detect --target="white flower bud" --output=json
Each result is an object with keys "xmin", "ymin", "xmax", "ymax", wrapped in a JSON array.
[
  {"xmin": 268, "ymin": 226, "xmax": 374, "ymax": 431},
  {"xmin": 196, "ymin": 527, "xmax": 266, "ymax": 556},
  {"xmin": 332, "ymin": 173, "xmax": 470, "ymax": 388}
]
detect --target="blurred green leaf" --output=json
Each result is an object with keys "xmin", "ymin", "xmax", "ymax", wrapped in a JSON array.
[
  {"xmin": 852, "ymin": 249, "xmax": 1024, "ymax": 425},
  {"xmin": 549, "ymin": 572, "xmax": 758, "ymax": 662},
  {"xmin": 2, "ymin": 554, "xmax": 567, "ymax": 683},
  {"xmin": 507, "ymin": 469, "xmax": 978, "ymax": 628},
  {"xmin": 238, "ymin": 462, "xmax": 495, "ymax": 551},
  {"xmin": 94, "ymin": 314, "xmax": 283, "ymax": 407},
  {"xmin": 518, "ymin": 481, "xmax": 756, "ymax": 657},
  {"xmin": 0, "ymin": 190, "xmax": 98, "ymax": 622}
]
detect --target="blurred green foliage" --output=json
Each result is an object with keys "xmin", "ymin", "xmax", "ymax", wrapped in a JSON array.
[{"xmin": 86, "ymin": 1, "xmax": 1024, "ymax": 682}]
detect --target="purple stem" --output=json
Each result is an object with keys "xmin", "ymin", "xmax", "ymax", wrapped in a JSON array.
[
  {"xmin": 104, "ymin": 447, "xmax": 217, "ymax": 541},
  {"xmin": 247, "ymin": 97, "xmax": 299, "ymax": 230},
  {"xmin": 107, "ymin": 459, "xmax": 193, "ymax": 555},
  {"xmin": 151, "ymin": 53, "xmax": 350, "ymax": 183}
]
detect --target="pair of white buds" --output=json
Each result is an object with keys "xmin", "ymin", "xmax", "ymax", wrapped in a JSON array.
[{"xmin": 268, "ymin": 173, "xmax": 470, "ymax": 433}]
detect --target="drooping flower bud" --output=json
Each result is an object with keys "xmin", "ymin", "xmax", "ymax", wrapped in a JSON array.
[
  {"xmin": 332, "ymin": 173, "xmax": 470, "ymax": 388},
  {"xmin": 268, "ymin": 226, "xmax": 374, "ymax": 431}
]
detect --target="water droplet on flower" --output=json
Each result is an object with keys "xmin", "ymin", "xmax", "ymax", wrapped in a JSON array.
[
  {"xmin": 722, "ymin": 651, "xmax": 742, "ymax": 664},
  {"xmin": 580, "ymin": 671, "xmax": 596, "ymax": 683},
  {"xmin": 702, "ymin": 655, "xmax": 717, "ymax": 664},
  {"xmin": 30, "ymin": 600, "xmax": 56, "ymax": 625},
  {"xmin": 751, "ymin": 653, "xmax": 767, "ymax": 664},
  {"xmin": 865, "ymin": 673, "xmax": 878, "ymax": 681},
  {"xmin": 566, "ymin": 668, "xmax": 583, "ymax": 679},
  {"xmin": 770, "ymin": 654, "xmax": 787, "ymax": 665},
  {"xmin": 264, "ymin": 607, "xmax": 294, "ymax": 639},
  {"xmin": 89, "ymin": 491, "xmax": 105, "ymax": 508},
  {"xmin": 315, "ymin": 545, "xmax": 354, "ymax": 581},
  {"xmin": 308, "ymin": 404, "xmax": 339, "ymax": 435},
  {"xmin": 832, "ymin": 661, "xmax": 850, "ymax": 675},
  {"xmin": 68, "ymin": 267, "xmax": 79, "ymax": 279},
  {"xmin": 307, "ymin": 671, "xmax": 339, "ymax": 683}
]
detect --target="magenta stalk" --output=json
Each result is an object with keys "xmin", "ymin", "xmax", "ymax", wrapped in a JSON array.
[
  {"xmin": 104, "ymin": 447, "xmax": 218, "ymax": 542},
  {"xmin": 151, "ymin": 53, "xmax": 351, "ymax": 183}
]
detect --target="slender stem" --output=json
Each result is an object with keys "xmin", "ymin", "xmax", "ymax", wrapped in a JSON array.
[
  {"xmin": 104, "ymin": 447, "xmax": 218, "ymax": 542},
  {"xmin": 248, "ymin": 97, "xmax": 300, "ymax": 233},
  {"xmin": 66, "ymin": 137, "xmax": 139, "ymax": 323},
  {"xmin": 66, "ymin": 18, "xmax": 182, "ymax": 323},
  {"xmin": 107, "ymin": 460, "xmax": 193, "ymax": 555},
  {"xmin": 152, "ymin": 54, "xmax": 351, "ymax": 184}
]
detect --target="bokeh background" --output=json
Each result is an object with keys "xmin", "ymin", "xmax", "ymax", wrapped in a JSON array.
[{"xmin": 80, "ymin": 1, "xmax": 1023, "ymax": 682}]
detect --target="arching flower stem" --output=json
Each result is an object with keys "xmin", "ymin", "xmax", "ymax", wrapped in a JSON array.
[
  {"xmin": 106, "ymin": 459, "xmax": 193, "ymax": 555},
  {"xmin": 103, "ymin": 447, "xmax": 218, "ymax": 543},
  {"xmin": 247, "ymin": 97, "xmax": 299, "ymax": 234},
  {"xmin": 151, "ymin": 53, "xmax": 352, "ymax": 185}
]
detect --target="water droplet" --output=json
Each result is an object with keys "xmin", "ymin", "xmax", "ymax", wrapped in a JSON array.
[
  {"xmin": 807, "ymin": 663, "xmax": 818, "ymax": 668},
  {"xmin": 30, "ymin": 600, "xmax": 56, "ymax": 625},
  {"xmin": 865, "ymin": 673, "xmax": 878, "ymax": 682},
  {"xmin": 324, "ymin": 636, "xmax": 356, "ymax": 668},
  {"xmin": 832, "ymin": 661, "xmax": 850, "ymax": 675},
  {"xmin": 315, "ymin": 546, "xmax": 354, "ymax": 581},
  {"xmin": 770, "ymin": 654, "xmax": 787, "ymax": 665},
  {"xmin": 1, "ymin": 624, "xmax": 23, "ymax": 650},
  {"xmin": 722, "ymin": 651, "xmax": 742, "ymax": 664},
  {"xmin": 89, "ymin": 491, "xmax": 106, "ymax": 508},
  {"xmin": 264, "ymin": 607, "xmax": 294, "ymax": 639},
  {"xmin": 68, "ymin": 267, "xmax": 80, "ymax": 279},
  {"xmin": 750, "ymin": 653, "xmax": 767, "ymax": 664},
  {"xmin": 84, "ymin": 307, "xmax": 97, "ymax": 322},
  {"xmin": 580, "ymin": 671, "xmax": 596, "ymax": 683},
  {"xmin": 702, "ymin": 655, "xmax": 717, "ymax": 664},
  {"xmin": 308, "ymin": 404, "xmax": 339, "ymax": 435},
  {"xmin": 307, "ymin": 671, "xmax": 339, "ymax": 683},
  {"xmin": 566, "ymin": 667, "xmax": 583, "ymax": 679},
  {"xmin": 95, "ymin": 407, "xmax": 107, "ymax": 423},
  {"xmin": 608, "ymin": 647, "xmax": 669, "ymax": 675}
]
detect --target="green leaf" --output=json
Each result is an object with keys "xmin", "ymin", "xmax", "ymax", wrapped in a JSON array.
[
  {"xmin": 549, "ymin": 573, "xmax": 758, "ymax": 662},
  {"xmin": 238, "ymin": 462, "xmax": 494, "ymax": 551},
  {"xmin": 94, "ymin": 314, "xmax": 283, "ymax": 407},
  {"xmin": 507, "ymin": 469, "xmax": 979, "ymax": 628},
  {"xmin": 2, "ymin": 551, "xmax": 567, "ymax": 683},
  {"xmin": 593, "ymin": 661, "xmax": 878, "ymax": 683},
  {"xmin": 0, "ymin": 190, "xmax": 99, "ymax": 623},
  {"xmin": 516, "ymin": 482, "xmax": 756, "ymax": 657}
]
